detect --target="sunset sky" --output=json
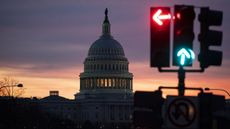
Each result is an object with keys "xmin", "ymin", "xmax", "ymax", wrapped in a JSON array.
[{"xmin": 0, "ymin": 0, "xmax": 229, "ymax": 99}]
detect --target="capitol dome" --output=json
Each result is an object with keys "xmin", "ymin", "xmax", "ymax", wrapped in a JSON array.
[
  {"xmin": 76, "ymin": 8, "xmax": 133, "ymax": 99},
  {"xmin": 88, "ymin": 35, "xmax": 125, "ymax": 57},
  {"xmin": 86, "ymin": 34, "xmax": 127, "ymax": 62}
]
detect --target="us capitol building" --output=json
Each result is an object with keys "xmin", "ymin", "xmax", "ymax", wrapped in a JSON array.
[{"xmin": 40, "ymin": 9, "xmax": 134, "ymax": 128}]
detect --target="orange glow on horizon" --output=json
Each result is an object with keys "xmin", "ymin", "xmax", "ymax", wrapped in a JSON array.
[{"xmin": 0, "ymin": 62, "xmax": 229, "ymax": 99}]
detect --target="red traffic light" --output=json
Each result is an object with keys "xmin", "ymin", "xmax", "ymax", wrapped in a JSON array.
[
  {"xmin": 150, "ymin": 7, "xmax": 171, "ymax": 67},
  {"xmin": 152, "ymin": 9, "xmax": 171, "ymax": 26}
]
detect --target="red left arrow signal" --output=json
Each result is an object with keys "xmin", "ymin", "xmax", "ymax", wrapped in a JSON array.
[{"xmin": 152, "ymin": 9, "xmax": 171, "ymax": 26}]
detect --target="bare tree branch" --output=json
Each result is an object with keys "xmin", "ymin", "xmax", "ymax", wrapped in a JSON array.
[{"xmin": 0, "ymin": 76, "xmax": 25, "ymax": 97}]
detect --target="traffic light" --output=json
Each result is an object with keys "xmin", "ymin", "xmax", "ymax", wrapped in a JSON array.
[
  {"xmin": 198, "ymin": 7, "xmax": 223, "ymax": 68},
  {"xmin": 173, "ymin": 5, "xmax": 195, "ymax": 66},
  {"xmin": 133, "ymin": 90, "xmax": 164, "ymax": 129},
  {"xmin": 150, "ymin": 7, "xmax": 171, "ymax": 67},
  {"xmin": 198, "ymin": 93, "xmax": 225, "ymax": 129}
]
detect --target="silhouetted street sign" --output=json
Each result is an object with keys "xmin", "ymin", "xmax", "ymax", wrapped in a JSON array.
[{"xmin": 166, "ymin": 96, "xmax": 199, "ymax": 129}]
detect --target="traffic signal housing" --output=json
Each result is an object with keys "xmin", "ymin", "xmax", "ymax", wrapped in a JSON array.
[
  {"xmin": 133, "ymin": 90, "xmax": 164, "ymax": 129},
  {"xmin": 198, "ymin": 93, "xmax": 225, "ymax": 129},
  {"xmin": 198, "ymin": 7, "xmax": 223, "ymax": 68},
  {"xmin": 150, "ymin": 7, "xmax": 171, "ymax": 67},
  {"xmin": 173, "ymin": 5, "xmax": 195, "ymax": 66}
]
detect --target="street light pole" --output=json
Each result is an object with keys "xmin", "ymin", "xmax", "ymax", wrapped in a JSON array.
[
  {"xmin": 0, "ymin": 83, "xmax": 23, "ymax": 90},
  {"xmin": 204, "ymin": 88, "xmax": 230, "ymax": 97}
]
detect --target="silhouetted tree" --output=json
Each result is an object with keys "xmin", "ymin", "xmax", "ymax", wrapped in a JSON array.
[{"xmin": 0, "ymin": 77, "xmax": 24, "ymax": 97}]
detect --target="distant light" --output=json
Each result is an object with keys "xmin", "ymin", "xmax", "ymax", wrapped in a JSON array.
[
  {"xmin": 176, "ymin": 30, "xmax": 181, "ymax": 35},
  {"xmin": 176, "ymin": 13, "xmax": 181, "ymax": 19}
]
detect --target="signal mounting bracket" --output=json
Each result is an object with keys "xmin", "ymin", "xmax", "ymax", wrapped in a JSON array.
[{"xmin": 158, "ymin": 67, "xmax": 204, "ymax": 96}]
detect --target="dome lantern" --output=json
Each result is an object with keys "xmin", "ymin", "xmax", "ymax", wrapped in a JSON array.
[{"xmin": 102, "ymin": 8, "xmax": 111, "ymax": 35}]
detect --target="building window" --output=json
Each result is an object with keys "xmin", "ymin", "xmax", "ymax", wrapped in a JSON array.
[
  {"xmin": 113, "ymin": 65, "xmax": 115, "ymax": 70},
  {"xmin": 105, "ymin": 64, "xmax": 107, "ymax": 70},
  {"xmin": 112, "ymin": 78, "xmax": 115, "ymax": 88},
  {"xmin": 109, "ymin": 64, "xmax": 111, "ymax": 70},
  {"xmin": 97, "ymin": 64, "xmax": 99, "ymax": 70},
  {"xmin": 123, "ymin": 79, "xmax": 126, "ymax": 88},
  {"xmin": 93, "ymin": 78, "xmax": 96, "ymax": 88},
  {"xmin": 85, "ymin": 79, "xmax": 88, "ymax": 88},
  {"xmin": 108, "ymin": 78, "xmax": 111, "ymax": 87},
  {"xmin": 94, "ymin": 64, "xmax": 96, "ymax": 71},
  {"xmin": 97, "ymin": 78, "xmax": 100, "ymax": 87},
  {"xmin": 105, "ymin": 78, "xmax": 108, "ymax": 87},
  {"xmin": 90, "ymin": 78, "xmax": 93, "ymax": 88},
  {"xmin": 115, "ymin": 78, "xmax": 119, "ymax": 88},
  {"xmin": 119, "ymin": 79, "xmax": 122, "ymax": 88},
  {"xmin": 101, "ymin": 79, "xmax": 104, "ymax": 87},
  {"xmin": 101, "ymin": 64, "xmax": 103, "ymax": 70},
  {"xmin": 87, "ymin": 79, "xmax": 90, "ymax": 88}
]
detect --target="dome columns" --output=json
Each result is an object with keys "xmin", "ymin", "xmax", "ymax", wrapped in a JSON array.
[
  {"xmin": 80, "ymin": 77, "xmax": 132, "ymax": 90},
  {"xmin": 84, "ymin": 59, "xmax": 129, "ymax": 73}
]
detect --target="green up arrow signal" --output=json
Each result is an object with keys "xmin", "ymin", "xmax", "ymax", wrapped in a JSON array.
[{"xmin": 177, "ymin": 48, "xmax": 195, "ymax": 66}]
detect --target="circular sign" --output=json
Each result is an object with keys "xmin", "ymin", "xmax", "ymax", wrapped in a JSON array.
[{"xmin": 167, "ymin": 97, "xmax": 196, "ymax": 127}]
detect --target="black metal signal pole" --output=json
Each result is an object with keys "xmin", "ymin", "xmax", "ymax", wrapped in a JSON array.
[
  {"xmin": 178, "ymin": 66, "xmax": 185, "ymax": 96},
  {"xmin": 158, "ymin": 67, "xmax": 204, "ymax": 96}
]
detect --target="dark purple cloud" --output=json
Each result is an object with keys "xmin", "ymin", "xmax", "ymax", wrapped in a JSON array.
[{"xmin": 0, "ymin": 0, "xmax": 229, "ymax": 76}]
